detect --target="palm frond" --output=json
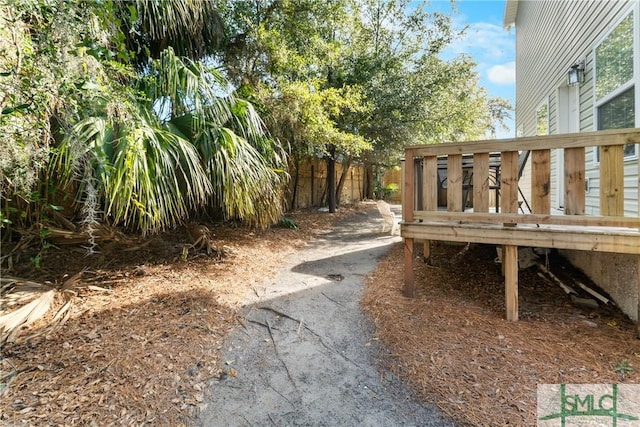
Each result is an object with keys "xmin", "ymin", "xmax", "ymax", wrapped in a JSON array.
[
  {"xmin": 102, "ymin": 109, "xmax": 212, "ymax": 234},
  {"xmin": 0, "ymin": 278, "xmax": 55, "ymax": 344},
  {"xmin": 228, "ymin": 98, "xmax": 288, "ymax": 164},
  {"xmin": 1, "ymin": 277, "xmax": 52, "ymax": 308},
  {"xmin": 50, "ymin": 116, "xmax": 111, "ymax": 185},
  {"xmin": 0, "ymin": 274, "xmax": 112, "ymax": 344},
  {"xmin": 123, "ymin": 0, "xmax": 224, "ymax": 60},
  {"xmin": 196, "ymin": 126, "xmax": 286, "ymax": 227},
  {"xmin": 146, "ymin": 48, "xmax": 233, "ymax": 128}
]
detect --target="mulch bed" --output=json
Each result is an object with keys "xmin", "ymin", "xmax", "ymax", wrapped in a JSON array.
[
  {"xmin": 5, "ymin": 205, "xmax": 640, "ymax": 426},
  {"xmin": 362, "ymin": 241, "xmax": 640, "ymax": 426},
  {"xmin": 0, "ymin": 204, "xmax": 366, "ymax": 425}
]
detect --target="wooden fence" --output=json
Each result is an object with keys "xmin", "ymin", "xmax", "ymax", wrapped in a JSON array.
[{"xmin": 289, "ymin": 159, "xmax": 365, "ymax": 209}]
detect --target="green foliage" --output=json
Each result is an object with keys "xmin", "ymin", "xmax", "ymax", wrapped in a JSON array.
[
  {"xmin": 614, "ymin": 359, "xmax": 634, "ymax": 380},
  {"xmin": 216, "ymin": 0, "xmax": 376, "ymax": 209},
  {"xmin": 1, "ymin": 0, "xmax": 289, "ymax": 237},
  {"xmin": 595, "ymin": 13, "xmax": 633, "ymax": 99},
  {"xmin": 278, "ymin": 217, "xmax": 298, "ymax": 229},
  {"xmin": 376, "ymin": 183, "xmax": 398, "ymax": 200},
  {"xmin": 0, "ymin": 0, "xmax": 71, "ymax": 197},
  {"xmin": 0, "ymin": 0, "xmax": 131, "ymax": 230},
  {"xmin": 29, "ymin": 255, "xmax": 41, "ymax": 269},
  {"xmin": 1, "ymin": 0, "xmax": 513, "ymax": 235},
  {"xmin": 266, "ymin": 80, "xmax": 371, "ymax": 158},
  {"xmin": 216, "ymin": 0, "xmax": 348, "ymax": 85},
  {"xmin": 216, "ymin": 0, "xmax": 512, "ymax": 182},
  {"xmin": 342, "ymin": 1, "xmax": 512, "ymax": 165},
  {"xmin": 116, "ymin": 0, "xmax": 225, "ymax": 64},
  {"xmin": 0, "ymin": 210, "xmax": 10, "ymax": 228},
  {"xmin": 52, "ymin": 48, "xmax": 287, "ymax": 233}
]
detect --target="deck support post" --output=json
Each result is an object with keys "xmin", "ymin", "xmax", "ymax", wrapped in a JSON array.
[
  {"xmin": 403, "ymin": 149, "xmax": 416, "ymax": 298},
  {"xmin": 504, "ymin": 245, "xmax": 519, "ymax": 321},
  {"xmin": 404, "ymin": 238, "xmax": 415, "ymax": 297},
  {"xmin": 637, "ymin": 256, "xmax": 640, "ymax": 338},
  {"xmin": 422, "ymin": 240, "xmax": 430, "ymax": 263}
]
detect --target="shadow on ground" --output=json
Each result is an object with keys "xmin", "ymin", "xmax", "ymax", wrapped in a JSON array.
[{"xmin": 198, "ymin": 206, "xmax": 457, "ymax": 426}]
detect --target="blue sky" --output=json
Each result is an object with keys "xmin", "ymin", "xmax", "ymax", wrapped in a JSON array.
[{"xmin": 428, "ymin": 0, "xmax": 516, "ymax": 138}]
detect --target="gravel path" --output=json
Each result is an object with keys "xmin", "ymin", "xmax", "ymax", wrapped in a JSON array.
[{"xmin": 198, "ymin": 207, "xmax": 457, "ymax": 426}]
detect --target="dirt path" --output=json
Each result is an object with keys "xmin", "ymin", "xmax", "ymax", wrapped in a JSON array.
[{"xmin": 197, "ymin": 207, "xmax": 456, "ymax": 426}]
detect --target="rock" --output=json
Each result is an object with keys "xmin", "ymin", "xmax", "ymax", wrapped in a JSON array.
[{"xmin": 581, "ymin": 320, "xmax": 599, "ymax": 328}]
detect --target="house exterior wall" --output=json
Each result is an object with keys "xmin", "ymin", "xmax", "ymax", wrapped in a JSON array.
[
  {"xmin": 509, "ymin": 0, "xmax": 640, "ymax": 320},
  {"xmin": 564, "ymin": 251, "xmax": 639, "ymax": 320},
  {"xmin": 515, "ymin": 0, "xmax": 637, "ymax": 214}
]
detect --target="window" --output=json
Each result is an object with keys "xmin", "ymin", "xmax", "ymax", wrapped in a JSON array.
[
  {"xmin": 598, "ymin": 87, "xmax": 636, "ymax": 156},
  {"xmin": 596, "ymin": 13, "xmax": 633, "ymax": 100},
  {"xmin": 595, "ymin": 11, "xmax": 636, "ymax": 160},
  {"xmin": 536, "ymin": 103, "xmax": 549, "ymax": 136}
]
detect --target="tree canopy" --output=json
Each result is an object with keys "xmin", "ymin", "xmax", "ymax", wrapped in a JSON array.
[
  {"xmin": 0, "ymin": 0, "xmax": 511, "ymax": 235},
  {"xmin": 215, "ymin": 0, "xmax": 511, "ymax": 201}
]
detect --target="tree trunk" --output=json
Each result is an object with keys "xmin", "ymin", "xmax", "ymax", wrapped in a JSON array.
[
  {"xmin": 335, "ymin": 155, "xmax": 353, "ymax": 207},
  {"xmin": 327, "ymin": 145, "xmax": 337, "ymax": 213},
  {"xmin": 363, "ymin": 156, "xmax": 375, "ymax": 199},
  {"xmin": 289, "ymin": 156, "xmax": 300, "ymax": 210}
]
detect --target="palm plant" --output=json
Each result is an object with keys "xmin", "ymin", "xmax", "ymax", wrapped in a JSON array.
[
  {"xmin": 117, "ymin": 0, "xmax": 225, "ymax": 64},
  {"xmin": 53, "ymin": 94, "xmax": 212, "ymax": 234},
  {"xmin": 2, "ymin": 1, "xmax": 288, "ymax": 343},
  {"xmin": 53, "ymin": 48, "xmax": 287, "ymax": 235},
  {"xmin": 151, "ymin": 48, "xmax": 288, "ymax": 227}
]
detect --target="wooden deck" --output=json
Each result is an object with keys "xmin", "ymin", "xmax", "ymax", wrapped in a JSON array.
[{"xmin": 401, "ymin": 129, "xmax": 640, "ymax": 333}]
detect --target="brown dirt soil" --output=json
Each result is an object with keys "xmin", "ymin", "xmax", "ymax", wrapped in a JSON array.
[
  {"xmin": 362, "ymin": 241, "xmax": 640, "ymax": 426},
  {"xmin": 0, "ymin": 205, "xmax": 366, "ymax": 426}
]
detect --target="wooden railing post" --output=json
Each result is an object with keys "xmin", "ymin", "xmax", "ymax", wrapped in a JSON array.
[
  {"xmin": 473, "ymin": 153, "xmax": 490, "ymax": 212},
  {"xmin": 403, "ymin": 149, "xmax": 416, "ymax": 298},
  {"xmin": 447, "ymin": 154, "xmax": 463, "ymax": 212},
  {"xmin": 505, "ymin": 245, "xmax": 519, "ymax": 321},
  {"xmin": 531, "ymin": 149, "xmax": 551, "ymax": 214},
  {"xmin": 422, "ymin": 156, "xmax": 438, "ymax": 211},
  {"xmin": 500, "ymin": 151, "xmax": 520, "ymax": 214},
  {"xmin": 564, "ymin": 147, "xmax": 586, "ymax": 215},
  {"xmin": 500, "ymin": 151, "xmax": 519, "ymax": 320},
  {"xmin": 422, "ymin": 156, "xmax": 438, "ymax": 261},
  {"xmin": 600, "ymin": 145, "xmax": 624, "ymax": 216}
]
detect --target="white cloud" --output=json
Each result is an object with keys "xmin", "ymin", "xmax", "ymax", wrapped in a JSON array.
[
  {"xmin": 488, "ymin": 61, "xmax": 515, "ymax": 84},
  {"xmin": 467, "ymin": 22, "xmax": 514, "ymax": 60},
  {"xmin": 441, "ymin": 19, "xmax": 515, "ymax": 62}
]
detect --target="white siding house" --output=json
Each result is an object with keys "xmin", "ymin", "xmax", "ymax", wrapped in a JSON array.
[{"xmin": 505, "ymin": 0, "xmax": 640, "ymax": 319}]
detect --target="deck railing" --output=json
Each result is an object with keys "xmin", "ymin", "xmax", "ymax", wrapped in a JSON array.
[
  {"xmin": 403, "ymin": 129, "xmax": 640, "ymax": 227},
  {"xmin": 401, "ymin": 128, "xmax": 640, "ymax": 323}
]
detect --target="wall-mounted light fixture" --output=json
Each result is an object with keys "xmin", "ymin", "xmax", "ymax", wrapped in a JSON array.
[{"xmin": 567, "ymin": 60, "xmax": 585, "ymax": 86}]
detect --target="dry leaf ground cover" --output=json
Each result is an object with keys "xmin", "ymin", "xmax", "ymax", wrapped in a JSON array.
[
  {"xmin": 4, "ymin": 203, "xmax": 639, "ymax": 426},
  {"xmin": 0, "ymin": 205, "xmax": 365, "ymax": 425},
  {"xmin": 362, "ymin": 241, "xmax": 640, "ymax": 426}
]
